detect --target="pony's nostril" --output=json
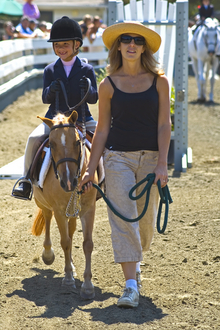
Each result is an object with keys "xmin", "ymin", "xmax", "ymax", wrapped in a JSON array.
[
  {"xmin": 60, "ymin": 180, "xmax": 66, "ymax": 189},
  {"xmin": 72, "ymin": 178, "xmax": 77, "ymax": 189}
]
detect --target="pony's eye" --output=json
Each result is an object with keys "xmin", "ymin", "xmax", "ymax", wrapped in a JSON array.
[{"xmin": 49, "ymin": 142, "xmax": 54, "ymax": 150}]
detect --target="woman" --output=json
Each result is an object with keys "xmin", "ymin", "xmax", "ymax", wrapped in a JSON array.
[
  {"xmin": 12, "ymin": 17, "xmax": 98, "ymax": 199},
  {"xmin": 79, "ymin": 21, "xmax": 171, "ymax": 308}
]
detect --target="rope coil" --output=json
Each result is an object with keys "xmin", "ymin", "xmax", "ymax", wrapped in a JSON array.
[{"xmin": 84, "ymin": 173, "xmax": 173, "ymax": 234}]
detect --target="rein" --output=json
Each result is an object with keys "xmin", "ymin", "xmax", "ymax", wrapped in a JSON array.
[
  {"xmin": 81, "ymin": 173, "xmax": 173, "ymax": 234},
  {"xmin": 56, "ymin": 78, "xmax": 92, "ymax": 116}
]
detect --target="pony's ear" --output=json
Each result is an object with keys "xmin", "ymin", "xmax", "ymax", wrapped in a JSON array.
[
  {"xmin": 37, "ymin": 116, "xmax": 54, "ymax": 128},
  {"xmin": 68, "ymin": 110, "xmax": 78, "ymax": 124}
]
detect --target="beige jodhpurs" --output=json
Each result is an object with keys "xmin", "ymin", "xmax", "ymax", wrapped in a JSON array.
[
  {"xmin": 23, "ymin": 119, "xmax": 97, "ymax": 177},
  {"xmin": 103, "ymin": 149, "xmax": 159, "ymax": 263}
]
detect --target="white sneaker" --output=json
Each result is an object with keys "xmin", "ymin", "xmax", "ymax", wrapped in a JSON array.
[
  {"xmin": 136, "ymin": 271, "xmax": 142, "ymax": 290},
  {"xmin": 117, "ymin": 287, "xmax": 139, "ymax": 308}
]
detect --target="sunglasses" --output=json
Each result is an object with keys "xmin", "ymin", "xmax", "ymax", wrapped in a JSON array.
[{"xmin": 120, "ymin": 34, "xmax": 145, "ymax": 46}]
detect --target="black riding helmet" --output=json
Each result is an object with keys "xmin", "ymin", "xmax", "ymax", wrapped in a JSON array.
[{"xmin": 48, "ymin": 16, "xmax": 83, "ymax": 46}]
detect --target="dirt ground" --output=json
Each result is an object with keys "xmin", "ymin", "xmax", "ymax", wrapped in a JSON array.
[{"xmin": 0, "ymin": 76, "xmax": 220, "ymax": 330}]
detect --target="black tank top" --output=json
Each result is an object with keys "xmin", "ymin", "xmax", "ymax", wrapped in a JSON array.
[{"xmin": 106, "ymin": 75, "xmax": 159, "ymax": 151}]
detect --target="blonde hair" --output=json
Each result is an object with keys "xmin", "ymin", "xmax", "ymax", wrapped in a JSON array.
[{"xmin": 106, "ymin": 37, "xmax": 164, "ymax": 76}]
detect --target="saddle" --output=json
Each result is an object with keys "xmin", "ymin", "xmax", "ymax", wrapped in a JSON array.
[{"xmin": 28, "ymin": 125, "xmax": 105, "ymax": 201}]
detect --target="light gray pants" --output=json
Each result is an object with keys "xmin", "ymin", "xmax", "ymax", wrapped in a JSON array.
[
  {"xmin": 23, "ymin": 119, "xmax": 97, "ymax": 176},
  {"xmin": 103, "ymin": 149, "xmax": 159, "ymax": 263}
]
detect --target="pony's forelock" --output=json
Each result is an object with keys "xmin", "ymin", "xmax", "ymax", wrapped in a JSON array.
[{"xmin": 53, "ymin": 113, "xmax": 68, "ymax": 125}]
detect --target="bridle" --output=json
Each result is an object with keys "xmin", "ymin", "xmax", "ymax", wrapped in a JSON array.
[
  {"xmin": 50, "ymin": 123, "xmax": 82, "ymax": 180},
  {"xmin": 203, "ymin": 25, "xmax": 219, "ymax": 52},
  {"xmin": 52, "ymin": 78, "xmax": 91, "ymax": 180},
  {"xmin": 50, "ymin": 78, "xmax": 91, "ymax": 181}
]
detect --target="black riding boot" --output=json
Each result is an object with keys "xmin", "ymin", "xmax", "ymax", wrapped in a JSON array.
[{"xmin": 12, "ymin": 180, "xmax": 32, "ymax": 200}]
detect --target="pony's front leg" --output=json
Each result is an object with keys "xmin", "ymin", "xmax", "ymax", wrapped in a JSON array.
[
  {"xmin": 80, "ymin": 205, "xmax": 95, "ymax": 299},
  {"xmin": 198, "ymin": 58, "xmax": 206, "ymax": 102},
  {"xmin": 209, "ymin": 58, "xmax": 218, "ymax": 102},
  {"xmin": 55, "ymin": 211, "xmax": 76, "ymax": 287},
  {"xmin": 42, "ymin": 209, "xmax": 55, "ymax": 265},
  {"xmin": 191, "ymin": 57, "xmax": 202, "ymax": 100},
  {"xmin": 68, "ymin": 217, "xmax": 77, "ymax": 277}
]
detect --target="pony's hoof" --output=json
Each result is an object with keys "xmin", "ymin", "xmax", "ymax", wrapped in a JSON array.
[
  {"xmin": 42, "ymin": 248, "xmax": 55, "ymax": 265},
  {"xmin": 62, "ymin": 277, "xmax": 76, "ymax": 288},
  {"xmin": 80, "ymin": 283, "xmax": 95, "ymax": 300}
]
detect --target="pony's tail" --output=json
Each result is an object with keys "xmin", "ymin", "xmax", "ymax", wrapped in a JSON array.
[{"xmin": 32, "ymin": 208, "xmax": 45, "ymax": 236}]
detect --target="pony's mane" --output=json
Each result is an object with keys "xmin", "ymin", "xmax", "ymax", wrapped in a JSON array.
[{"xmin": 53, "ymin": 113, "xmax": 69, "ymax": 125}]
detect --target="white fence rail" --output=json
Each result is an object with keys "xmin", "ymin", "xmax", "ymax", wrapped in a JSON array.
[{"xmin": 0, "ymin": 37, "xmax": 108, "ymax": 88}]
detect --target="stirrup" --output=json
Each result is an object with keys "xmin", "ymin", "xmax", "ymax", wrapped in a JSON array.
[{"xmin": 11, "ymin": 177, "xmax": 33, "ymax": 201}]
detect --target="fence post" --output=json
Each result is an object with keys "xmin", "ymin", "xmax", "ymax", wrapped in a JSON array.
[
  {"xmin": 142, "ymin": 0, "xmax": 155, "ymax": 22},
  {"xmin": 174, "ymin": 0, "xmax": 189, "ymax": 172},
  {"xmin": 108, "ymin": 0, "xmax": 118, "ymax": 26},
  {"xmin": 155, "ymin": 0, "xmax": 168, "ymax": 65}
]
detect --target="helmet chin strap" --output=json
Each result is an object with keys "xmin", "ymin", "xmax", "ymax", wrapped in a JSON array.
[{"xmin": 73, "ymin": 49, "xmax": 79, "ymax": 56}]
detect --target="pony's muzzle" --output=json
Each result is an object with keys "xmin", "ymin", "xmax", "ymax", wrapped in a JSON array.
[{"xmin": 60, "ymin": 177, "xmax": 78, "ymax": 192}]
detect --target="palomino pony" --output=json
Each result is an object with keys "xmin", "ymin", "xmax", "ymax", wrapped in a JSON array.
[
  {"xmin": 31, "ymin": 110, "xmax": 98, "ymax": 299},
  {"xmin": 188, "ymin": 18, "xmax": 220, "ymax": 103}
]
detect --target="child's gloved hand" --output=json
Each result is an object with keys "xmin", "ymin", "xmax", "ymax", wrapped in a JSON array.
[
  {"xmin": 50, "ymin": 80, "xmax": 60, "ymax": 93},
  {"xmin": 79, "ymin": 76, "xmax": 89, "ymax": 92}
]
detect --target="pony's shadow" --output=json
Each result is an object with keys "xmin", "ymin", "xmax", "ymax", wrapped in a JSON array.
[
  {"xmin": 6, "ymin": 268, "xmax": 166, "ymax": 324},
  {"xmin": 6, "ymin": 268, "xmax": 110, "ymax": 319}
]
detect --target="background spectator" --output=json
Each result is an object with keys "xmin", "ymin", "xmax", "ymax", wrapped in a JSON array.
[
  {"xmin": 2, "ymin": 21, "xmax": 17, "ymax": 40},
  {"xmin": 79, "ymin": 14, "xmax": 93, "ymax": 39},
  {"xmin": 29, "ymin": 19, "xmax": 37, "ymax": 33},
  {"xmin": 33, "ymin": 21, "xmax": 50, "ymax": 38},
  {"xmin": 15, "ymin": 16, "xmax": 36, "ymax": 38},
  {"xmin": 86, "ymin": 16, "xmax": 106, "ymax": 65},
  {"xmin": 23, "ymin": 0, "xmax": 40, "ymax": 20},
  {"xmin": 86, "ymin": 16, "xmax": 105, "ymax": 44},
  {"xmin": 79, "ymin": 14, "xmax": 93, "ymax": 52}
]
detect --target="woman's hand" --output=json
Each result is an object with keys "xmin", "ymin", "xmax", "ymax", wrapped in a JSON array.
[
  {"xmin": 153, "ymin": 162, "xmax": 169, "ymax": 188},
  {"xmin": 78, "ymin": 170, "xmax": 94, "ymax": 194}
]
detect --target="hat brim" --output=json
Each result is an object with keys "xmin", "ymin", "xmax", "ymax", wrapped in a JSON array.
[
  {"xmin": 102, "ymin": 21, "xmax": 161, "ymax": 53},
  {"xmin": 47, "ymin": 37, "xmax": 83, "ymax": 46}
]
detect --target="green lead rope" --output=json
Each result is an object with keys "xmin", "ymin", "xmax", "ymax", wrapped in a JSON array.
[{"xmin": 89, "ymin": 173, "xmax": 173, "ymax": 234}]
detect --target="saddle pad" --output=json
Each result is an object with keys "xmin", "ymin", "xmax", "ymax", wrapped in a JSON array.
[
  {"xmin": 38, "ymin": 147, "xmax": 51, "ymax": 188},
  {"xmin": 78, "ymin": 129, "xmax": 92, "ymax": 149}
]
